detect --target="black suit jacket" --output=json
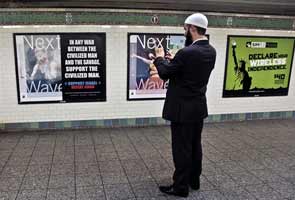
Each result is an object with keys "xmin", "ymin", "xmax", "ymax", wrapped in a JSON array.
[{"xmin": 154, "ymin": 40, "xmax": 216, "ymax": 123}]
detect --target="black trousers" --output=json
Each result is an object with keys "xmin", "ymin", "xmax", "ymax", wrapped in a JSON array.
[{"xmin": 171, "ymin": 120, "xmax": 204, "ymax": 191}]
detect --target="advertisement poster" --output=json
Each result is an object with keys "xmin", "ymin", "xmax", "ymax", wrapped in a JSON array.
[
  {"xmin": 223, "ymin": 35, "xmax": 295, "ymax": 97},
  {"xmin": 127, "ymin": 33, "xmax": 185, "ymax": 100},
  {"xmin": 14, "ymin": 33, "xmax": 106, "ymax": 103}
]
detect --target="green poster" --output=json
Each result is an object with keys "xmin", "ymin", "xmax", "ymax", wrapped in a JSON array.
[{"xmin": 223, "ymin": 35, "xmax": 295, "ymax": 97}]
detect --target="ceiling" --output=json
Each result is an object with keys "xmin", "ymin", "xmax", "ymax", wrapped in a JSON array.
[{"xmin": 1, "ymin": 0, "xmax": 295, "ymax": 16}]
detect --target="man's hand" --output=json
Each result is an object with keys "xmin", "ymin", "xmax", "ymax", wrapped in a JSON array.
[
  {"xmin": 165, "ymin": 51, "xmax": 174, "ymax": 60},
  {"xmin": 155, "ymin": 47, "xmax": 165, "ymax": 58},
  {"xmin": 149, "ymin": 64, "xmax": 158, "ymax": 77}
]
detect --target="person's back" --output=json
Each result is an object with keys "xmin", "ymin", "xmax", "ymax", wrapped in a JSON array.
[
  {"xmin": 170, "ymin": 41, "xmax": 216, "ymax": 97},
  {"xmin": 163, "ymin": 39, "xmax": 216, "ymax": 122}
]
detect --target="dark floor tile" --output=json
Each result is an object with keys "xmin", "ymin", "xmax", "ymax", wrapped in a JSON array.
[
  {"xmin": 21, "ymin": 175, "xmax": 49, "ymax": 190},
  {"xmin": 0, "ymin": 156, "xmax": 9, "ymax": 166},
  {"xmin": 250, "ymin": 169, "xmax": 284, "ymax": 183},
  {"xmin": 238, "ymin": 158, "xmax": 266, "ymax": 171},
  {"xmin": 51, "ymin": 163, "xmax": 74, "ymax": 176},
  {"xmin": 228, "ymin": 171, "xmax": 264, "ymax": 186},
  {"xmin": 96, "ymin": 152, "xmax": 118, "ymax": 161},
  {"xmin": 127, "ymin": 170, "xmax": 154, "ymax": 183},
  {"xmin": 32, "ymin": 149, "xmax": 54, "ymax": 157},
  {"xmin": 76, "ymin": 186, "xmax": 105, "ymax": 200},
  {"xmin": 47, "ymin": 187, "xmax": 75, "ymax": 200},
  {"xmin": 215, "ymin": 161, "xmax": 247, "ymax": 173},
  {"xmin": 121, "ymin": 159, "xmax": 147, "ymax": 172},
  {"xmin": 104, "ymin": 183, "xmax": 135, "ymax": 200},
  {"xmin": 201, "ymin": 162, "xmax": 224, "ymax": 176},
  {"xmin": 135, "ymin": 197, "xmax": 167, "ymax": 200},
  {"xmin": 245, "ymin": 184, "xmax": 283, "ymax": 200},
  {"xmin": 206, "ymin": 173, "xmax": 237, "ymax": 189},
  {"xmin": 205, "ymin": 151, "xmax": 231, "ymax": 163},
  {"xmin": 55, "ymin": 139, "xmax": 74, "ymax": 147},
  {"xmin": 131, "ymin": 181, "xmax": 163, "ymax": 198},
  {"xmin": 0, "ymin": 177, "xmax": 22, "ymax": 191},
  {"xmin": 52, "ymin": 155, "xmax": 74, "ymax": 164},
  {"xmin": 0, "ymin": 190, "xmax": 18, "ymax": 200},
  {"xmin": 30, "ymin": 156, "xmax": 52, "ymax": 165},
  {"xmin": 275, "ymin": 169, "xmax": 295, "ymax": 184},
  {"xmin": 75, "ymin": 153, "xmax": 97, "ymax": 163},
  {"xmin": 268, "ymin": 179, "xmax": 295, "ymax": 199},
  {"xmin": 101, "ymin": 171, "xmax": 129, "ymax": 184},
  {"xmin": 48, "ymin": 175, "xmax": 75, "ymax": 189},
  {"xmin": 220, "ymin": 186, "xmax": 256, "ymax": 200},
  {"xmin": 11, "ymin": 148, "xmax": 34, "ymax": 157},
  {"xmin": 144, "ymin": 158, "xmax": 170, "ymax": 171},
  {"xmin": 25, "ymin": 165, "xmax": 50, "ymax": 177},
  {"xmin": 16, "ymin": 189, "xmax": 46, "ymax": 200},
  {"xmin": 191, "ymin": 190, "xmax": 227, "ymax": 200},
  {"xmin": 99, "ymin": 160, "xmax": 124, "ymax": 173},
  {"xmin": 198, "ymin": 176, "xmax": 215, "ymax": 191},
  {"xmin": 138, "ymin": 150, "xmax": 160, "ymax": 159},
  {"xmin": 6, "ymin": 156, "xmax": 30, "ymax": 166},
  {"xmin": 76, "ymin": 174, "xmax": 102, "ymax": 187},
  {"xmin": 119, "ymin": 153, "xmax": 141, "ymax": 161},
  {"xmin": 1, "ymin": 165, "xmax": 27, "ymax": 178},
  {"xmin": 151, "ymin": 170, "xmax": 173, "ymax": 185},
  {"xmin": 0, "ymin": 150, "xmax": 13, "ymax": 156},
  {"xmin": 95, "ymin": 144, "xmax": 116, "ymax": 153},
  {"xmin": 75, "ymin": 163, "xmax": 99, "ymax": 175}
]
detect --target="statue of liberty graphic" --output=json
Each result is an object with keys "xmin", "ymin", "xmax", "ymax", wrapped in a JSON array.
[{"xmin": 231, "ymin": 41, "xmax": 252, "ymax": 92}]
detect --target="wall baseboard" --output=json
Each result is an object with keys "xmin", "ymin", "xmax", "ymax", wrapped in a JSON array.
[{"xmin": 1, "ymin": 111, "xmax": 294, "ymax": 132}]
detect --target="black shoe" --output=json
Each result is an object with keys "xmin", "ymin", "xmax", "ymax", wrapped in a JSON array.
[
  {"xmin": 190, "ymin": 182, "xmax": 200, "ymax": 190},
  {"xmin": 190, "ymin": 178, "xmax": 200, "ymax": 190},
  {"xmin": 159, "ymin": 185, "xmax": 189, "ymax": 198}
]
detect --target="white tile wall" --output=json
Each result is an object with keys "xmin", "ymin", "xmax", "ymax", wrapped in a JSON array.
[{"xmin": 0, "ymin": 25, "xmax": 294, "ymax": 123}]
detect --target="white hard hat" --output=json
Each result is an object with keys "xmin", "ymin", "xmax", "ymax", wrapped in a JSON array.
[{"xmin": 184, "ymin": 13, "xmax": 208, "ymax": 29}]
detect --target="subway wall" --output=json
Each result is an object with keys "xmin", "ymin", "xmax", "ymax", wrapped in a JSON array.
[{"xmin": 0, "ymin": 10, "xmax": 295, "ymax": 130}]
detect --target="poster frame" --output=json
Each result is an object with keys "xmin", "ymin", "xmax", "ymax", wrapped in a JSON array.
[
  {"xmin": 13, "ymin": 32, "xmax": 107, "ymax": 104},
  {"xmin": 222, "ymin": 35, "xmax": 295, "ymax": 98},
  {"xmin": 127, "ymin": 32, "xmax": 185, "ymax": 101}
]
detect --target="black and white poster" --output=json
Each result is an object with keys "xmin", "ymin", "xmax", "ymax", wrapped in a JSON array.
[{"xmin": 14, "ymin": 33, "xmax": 106, "ymax": 104}]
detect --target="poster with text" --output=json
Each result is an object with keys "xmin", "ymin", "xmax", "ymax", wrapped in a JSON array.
[
  {"xmin": 127, "ymin": 33, "xmax": 185, "ymax": 100},
  {"xmin": 14, "ymin": 33, "xmax": 106, "ymax": 103},
  {"xmin": 223, "ymin": 36, "xmax": 295, "ymax": 97}
]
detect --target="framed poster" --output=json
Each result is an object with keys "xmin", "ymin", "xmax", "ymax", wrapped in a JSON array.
[
  {"xmin": 127, "ymin": 33, "xmax": 185, "ymax": 100},
  {"xmin": 14, "ymin": 33, "xmax": 106, "ymax": 104},
  {"xmin": 223, "ymin": 35, "xmax": 295, "ymax": 97}
]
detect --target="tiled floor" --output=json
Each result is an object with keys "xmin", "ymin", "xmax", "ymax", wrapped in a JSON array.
[{"xmin": 0, "ymin": 119, "xmax": 295, "ymax": 200}]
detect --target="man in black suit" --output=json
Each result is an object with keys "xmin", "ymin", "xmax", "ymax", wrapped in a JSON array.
[{"xmin": 151, "ymin": 13, "xmax": 216, "ymax": 198}]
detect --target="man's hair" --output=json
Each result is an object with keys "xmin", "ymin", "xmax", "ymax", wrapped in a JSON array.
[
  {"xmin": 188, "ymin": 24, "xmax": 206, "ymax": 35},
  {"xmin": 196, "ymin": 26, "xmax": 206, "ymax": 35}
]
